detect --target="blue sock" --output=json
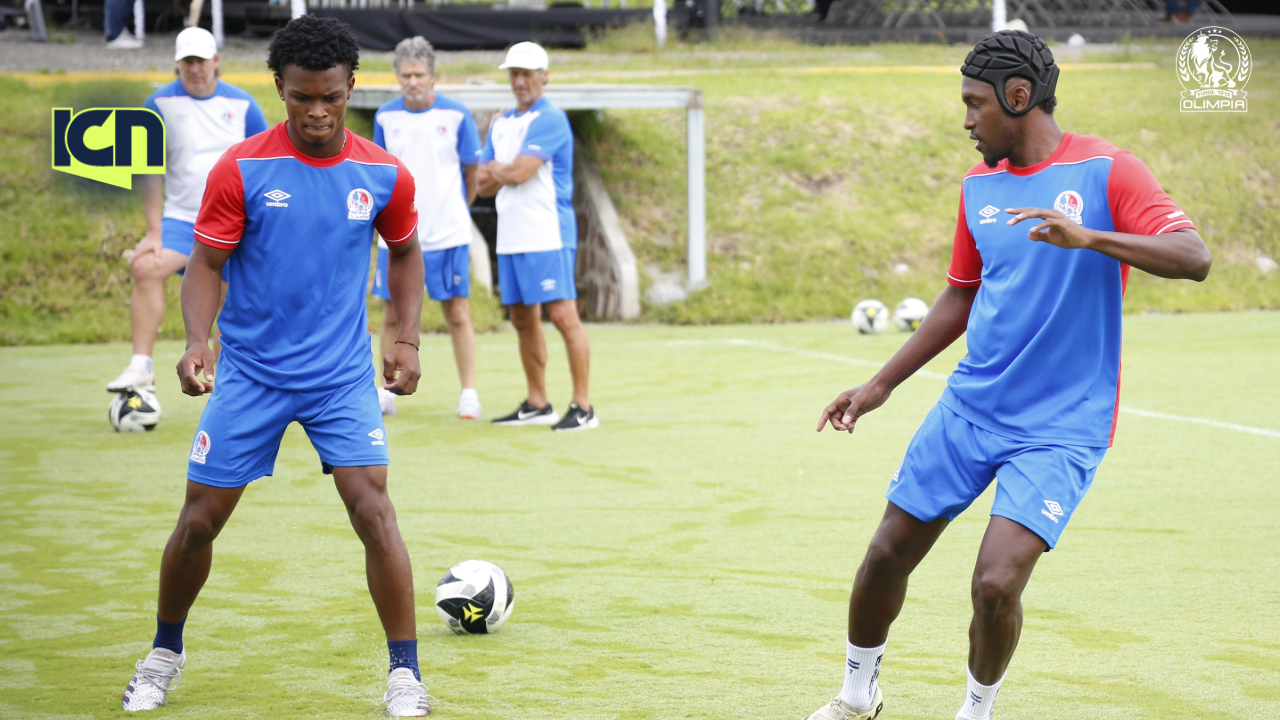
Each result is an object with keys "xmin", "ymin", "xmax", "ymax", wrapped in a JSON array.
[
  {"xmin": 153, "ymin": 616, "xmax": 185, "ymax": 654},
  {"xmin": 388, "ymin": 639, "xmax": 420, "ymax": 681}
]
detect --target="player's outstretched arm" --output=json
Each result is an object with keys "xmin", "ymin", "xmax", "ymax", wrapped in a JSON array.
[
  {"xmin": 1007, "ymin": 208, "xmax": 1211, "ymax": 281},
  {"xmin": 176, "ymin": 242, "xmax": 230, "ymax": 396},
  {"xmin": 383, "ymin": 233, "xmax": 425, "ymax": 396},
  {"xmin": 817, "ymin": 284, "xmax": 977, "ymax": 433}
]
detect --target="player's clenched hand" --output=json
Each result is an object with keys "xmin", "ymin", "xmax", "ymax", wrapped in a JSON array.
[
  {"xmin": 1005, "ymin": 207, "xmax": 1095, "ymax": 250},
  {"xmin": 176, "ymin": 345, "xmax": 217, "ymax": 396},
  {"xmin": 130, "ymin": 231, "xmax": 164, "ymax": 269},
  {"xmin": 817, "ymin": 380, "xmax": 892, "ymax": 433},
  {"xmin": 382, "ymin": 342, "xmax": 421, "ymax": 396}
]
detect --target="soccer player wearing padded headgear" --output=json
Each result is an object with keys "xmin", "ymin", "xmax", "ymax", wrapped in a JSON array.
[
  {"xmin": 370, "ymin": 36, "xmax": 484, "ymax": 420},
  {"xmin": 478, "ymin": 42, "xmax": 598, "ymax": 432},
  {"xmin": 120, "ymin": 17, "xmax": 434, "ymax": 716},
  {"xmin": 106, "ymin": 27, "xmax": 268, "ymax": 396},
  {"xmin": 806, "ymin": 30, "xmax": 1211, "ymax": 720}
]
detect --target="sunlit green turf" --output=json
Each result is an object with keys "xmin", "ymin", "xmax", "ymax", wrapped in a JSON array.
[{"xmin": 1, "ymin": 314, "xmax": 1278, "ymax": 719}]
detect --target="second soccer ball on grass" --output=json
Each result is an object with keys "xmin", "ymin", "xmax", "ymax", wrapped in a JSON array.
[{"xmin": 892, "ymin": 297, "xmax": 930, "ymax": 332}]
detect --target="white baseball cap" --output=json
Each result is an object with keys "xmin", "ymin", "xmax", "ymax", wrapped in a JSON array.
[
  {"xmin": 499, "ymin": 42, "xmax": 549, "ymax": 71},
  {"xmin": 174, "ymin": 27, "xmax": 218, "ymax": 61}
]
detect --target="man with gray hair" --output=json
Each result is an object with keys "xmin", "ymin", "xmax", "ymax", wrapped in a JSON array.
[{"xmin": 371, "ymin": 36, "xmax": 484, "ymax": 419}]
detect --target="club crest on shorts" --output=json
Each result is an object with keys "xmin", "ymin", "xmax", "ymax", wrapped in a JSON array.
[
  {"xmin": 190, "ymin": 431, "xmax": 211, "ymax": 464},
  {"xmin": 1054, "ymin": 190, "xmax": 1084, "ymax": 225},
  {"xmin": 347, "ymin": 188, "xmax": 373, "ymax": 221}
]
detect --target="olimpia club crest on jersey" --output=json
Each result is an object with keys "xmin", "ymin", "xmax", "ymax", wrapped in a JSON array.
[
  {"xmin": 1054, "ymin": 190, "xmax": 1084, "ymax": 225},
  {"xmin": 347, "ymin": 188, "xmax": 373, "ymax": 220},
  {"xmin": 1177, "ymin": 27, "xmax": 1250, "ymax": 113}
]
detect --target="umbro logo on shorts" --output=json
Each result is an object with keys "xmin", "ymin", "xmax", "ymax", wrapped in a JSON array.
[
  {"xmin": 1041, "ymin": 499, "xmax": 1065, "ymax": 524},
  {"xmin": 368, "ymin": 428, "xmax": 385, "ymax": 446},
  {"xmin": 541, "ymin": 278, "xmax": 556, "ymax": 292}
]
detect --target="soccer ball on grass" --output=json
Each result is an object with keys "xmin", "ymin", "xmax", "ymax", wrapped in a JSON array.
[
  {"xmin": 435, "ymin": 560, "xmax": 514, "ymax": 634},
  {"xmin": 851, "ymin": 300, "xmax": 889, "ymax": 334},
  {"xmin": 109, "ymin": 389, "xmax": 161, "ymax": 432},
  {"xmin": 892, "ymin": 298, "xmax": 929, "ymax": 332}
]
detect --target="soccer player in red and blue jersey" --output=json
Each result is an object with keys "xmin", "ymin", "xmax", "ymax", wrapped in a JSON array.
[
  {"xmin": 121, "ymin": 17, "xmax": 433, "ymax": 716},
  {"xmin": 806, "ymin": 31, "xmax": 1212, "ymax": 720}
]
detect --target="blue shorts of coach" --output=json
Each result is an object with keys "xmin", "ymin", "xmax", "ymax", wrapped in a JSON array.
[
  {"xmin": 186, "ymin": 357, "xmax": 389, "ymax": 488},
  {"xmin": 498, "ymin": 248, "xmax": 577, "ymax": 306},
  {"xmin": 885, "ymin": 403, "xmax": 1107, "ymax": 550},
  {"xmin": 163, "ymin": 218, "xmax": 228, "ymax": 280},
  {"xmin": 372, "ymin": 245, "xmax": 470, "ymax": 302}
]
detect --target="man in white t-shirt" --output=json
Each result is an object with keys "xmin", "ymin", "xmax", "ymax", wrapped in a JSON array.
[
  {"xmin": 478, "ymin": 42, "xmax": 596, "ymax": 432},
  {"xmin": 370, "ymin": 37, "xmax": 483, "ymax": 420},
  {"xmin": 106, "ymin": 27, "xmax": 268, "ymax": 394}
]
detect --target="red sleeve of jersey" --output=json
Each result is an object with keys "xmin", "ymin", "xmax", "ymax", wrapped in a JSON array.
[
  {"xmin": 947, "ymin": 188, "xmax": 983, "ymax": 287},
  {"xmin": 375, "ymin": 161, "xmax": 418, "ymax": 245},
  {"xmin": 1107, "ymin": 151, "xmax": 1195, "ymax": 236},
  {"xmin": 193, "ymin": 152, "xmax": 246, "ymax": 250}
]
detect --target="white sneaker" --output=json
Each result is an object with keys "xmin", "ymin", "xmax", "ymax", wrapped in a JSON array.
[
  {"xmin": 458, "ymin": 390, "xmax": 481, "ymax": 420},
  {"xmin": 122, "ymin": 647, "xmax": 185, "ymax": 711},
  {"xmin": 107, "ymin": 367, "xmax": 155, "ymax": 393},
  {"xmin": 803, "ymin": 688, "xmax": 884, "ymax": 720},
  {"xmin": 378, "ymin": 387, "xmax": 398, "ymax": 416},
  {"xmin": 384, "ymin": 667, "xmax": 432, "ymax": 717},
  {"xmin": 106, "ymin": 32, "xmax": 143, "ymax": 49}
]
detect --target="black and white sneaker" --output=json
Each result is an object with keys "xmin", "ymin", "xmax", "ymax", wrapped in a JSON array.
[
  {"xmin": 552, "ymin": 403, "xmax": 598, "ymax": 432},
  {"xmin": 491, "ymin": 400, "xmax": 560, "ymax": 426}
]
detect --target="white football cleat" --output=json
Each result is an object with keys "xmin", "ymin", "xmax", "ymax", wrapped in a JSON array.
[
  {"xmin": 122, "ymin": 647, "xmax": 185, "ymax": 711},
  {"xmin": 384, "ymin": 667, "xmax": 432, "ymax": 717},
  {"xmin": 803, "ymin": 688, "xmax": 884, "ymax": 720},
  {"xmin": 458, "ymin": 390, "xmax": 481, "ymax": 420},
  {"xmin": 378, "ymin": 387, "xmax": 398, "ymax": 416},
  {"xmin": 107, "ymin": 367, "xmax": 155, "ymax": 393},
  {"xmin": 106, "ymin": 31, "xmax": 144, "ymax": 50}
]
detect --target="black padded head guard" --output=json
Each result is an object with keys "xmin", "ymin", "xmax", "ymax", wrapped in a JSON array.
[{"xmin": 960, "ymin": 30, "xmax": 1059, "ymax": 117}]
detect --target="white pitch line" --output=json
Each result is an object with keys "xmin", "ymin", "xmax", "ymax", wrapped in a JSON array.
[{"xmin": 711, "ymin": 338, "xmax": 1280, "ymax": 440}]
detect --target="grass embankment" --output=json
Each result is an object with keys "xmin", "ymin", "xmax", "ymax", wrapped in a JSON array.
[
  {"xmin": 2, "ymin": 37, "xmax": 1278, "ymax": 343},
  {"xmin": 1, "ymin": 316, "xmax": 1278, "ymax": 718}
]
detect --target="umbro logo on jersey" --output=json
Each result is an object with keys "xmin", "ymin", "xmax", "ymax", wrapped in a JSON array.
[
  {"xmin": 1041, "ymin": 499, "xmax": 1065, "ymax": 524},
  {"xmin": 368, "ymin": 428, "xmax": 385, "ymax": 446},
  {"xmin": 264, "ymin": 189, "xmax": 291, "ymax": 207},
  {"xmin": 979, "ymin": 205, "xmax": 1000, "ymax": 225}
]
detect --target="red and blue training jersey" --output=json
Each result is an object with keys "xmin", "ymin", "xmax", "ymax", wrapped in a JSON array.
[
  {"xmin": 942, "ymin": 132, "xmax": 1194, "ymax": 448},
  {"xmin": 194, "ymin": 123, "xmax": 418, "ymax": 391}
]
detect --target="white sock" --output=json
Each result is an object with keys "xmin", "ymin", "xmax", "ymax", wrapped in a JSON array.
[
  {"xmin": 956, "ymin": 668, "xmax": 1004, "ymax": 720},
  {"xmin": 460, "ymin": 388, "xmax": 478, "ymax": 399},
  {"xmin": 839, "ymin": 640, "xmax": 885, "ymax": 710},
  {"xmin": 129, "ymin": 355, "xmax": 152, "ymax": 374}
]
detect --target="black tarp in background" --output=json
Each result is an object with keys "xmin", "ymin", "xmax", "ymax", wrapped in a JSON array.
[{"xmin": 311, "ymin": 6, "xmax": 693, "ymax": 51}]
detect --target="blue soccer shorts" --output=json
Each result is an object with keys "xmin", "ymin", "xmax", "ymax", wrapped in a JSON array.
[
  {"xmin": 164, "ymin": 217, "xmax": 228, "ymax": 280},
  {"xmin": 497, "ymin": 248, "xmax": 577, "ymax": 306},
  {"xmin": 372, "ymin": 245, "xmax": 470, "ymax": 302},
  {"xmin": 186, "ymin": 357, "xmax": 389, "ymax": 488},
  {"xmin": 884, "ymin": 403, "xmax": 1107, "ymax": 549}
]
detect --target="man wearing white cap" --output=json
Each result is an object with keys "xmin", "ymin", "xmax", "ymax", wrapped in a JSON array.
[
  {"xmin": 479, "ymin": 41, "xmax": 597, "ymax": 432},
  {"xmin": 106, "ymin": 27, "xmax": 269, "ymax": 395}
]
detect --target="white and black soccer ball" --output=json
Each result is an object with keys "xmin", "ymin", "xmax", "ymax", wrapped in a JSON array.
[
  {"xmin": 109, "ymin": 389, "xmax": 161, "ymax": 432},
  {"xmin": 435, "ymin": 560, "xmax": 514, "ymax": 635},
  {"xmin": 892, "ymin": 298, "xmax": 929, "ymax": 332},
  {"xmin": 852, "ymin": 299, "xmax": 889, "ymax": 334}
]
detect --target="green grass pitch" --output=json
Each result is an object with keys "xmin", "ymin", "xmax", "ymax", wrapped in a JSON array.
[{"xmin": 1, "ymin": 314, "xmax": 1278, "ymax": 719}]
